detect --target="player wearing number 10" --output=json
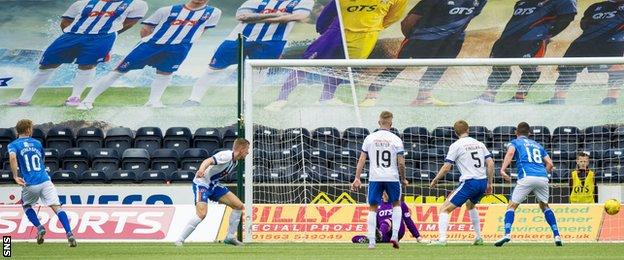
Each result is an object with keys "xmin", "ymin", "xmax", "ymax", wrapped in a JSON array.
[
  {"xmin": 8, "ymin": 119, "xmax": 76, "ymax": 247},
  {"xmin": 495, "ymin": 122, "xmax": 562, "ymax": 247},
  {"xmin": 351, "ymin": 111, "xmax": 408, "ymax": 250}
]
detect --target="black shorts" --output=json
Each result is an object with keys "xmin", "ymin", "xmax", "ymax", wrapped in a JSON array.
[
  {"xmin": 397, "ymin": 38, "xmax": 464, "ymax": 59},
  {"xmin": 560, "ymin": 41, "xmax": 624, "ymax": 73},
  {"xmin": 490, "ymin": 39, "xmax": 547, "ymax": 58}
]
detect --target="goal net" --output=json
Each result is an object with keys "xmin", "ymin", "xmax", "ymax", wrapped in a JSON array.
[{"xmin": 242, "ymin": 57, "xmax": 624, "ymax": 243}]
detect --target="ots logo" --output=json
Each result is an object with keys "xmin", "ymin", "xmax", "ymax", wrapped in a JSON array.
[
  {"xmin": 449, "ymin": 7, "xmax": 475, "ymax": 15},
  {"xmin": 346, "ymin": 5, "xmax": 377, "ymax": 12},
  {"xmin": 514, "ymin": 7, "xmax": 536, "ymax": 15},
  {"xmin": 88, "ymin": 11, "xmax": 116, "ymax": 17},
  {"xmin": 593, "ymin": 11, "xmax": 617, "ymax": 19},
  {"xmin": 171, "ymin": 19, "xmax": 198, "ymax": 26}
]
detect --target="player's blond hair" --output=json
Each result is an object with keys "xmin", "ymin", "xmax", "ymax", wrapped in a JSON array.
[
  {"xmin": 379, "ymin": 111, "xmax": 393, "ymax": 127},
  {"xmin": 453, "ymin": 120, "xmax": 469, "ymax": 136},
  {"xmin": 15, "ymin": 119, "xmax": 33, "ymax": 135},
  {"xmin": 233, "ymin": 138, "xmax": 250, "ymax": 149}
]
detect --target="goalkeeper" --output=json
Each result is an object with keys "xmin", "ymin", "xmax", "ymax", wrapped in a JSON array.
[
  {"xmin": 352, "ymin": 192, "xmax": 426, "ymax": 244},
  {"xmin": 360, "ymin": 0, "xmax": 487, "ymax": 107}
]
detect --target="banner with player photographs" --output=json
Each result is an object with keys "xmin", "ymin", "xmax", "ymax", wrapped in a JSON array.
[{"xmin": 0, "ymin": 0, "xmax": 344, "ymax": 130}]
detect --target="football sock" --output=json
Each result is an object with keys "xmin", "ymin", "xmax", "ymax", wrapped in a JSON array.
[
  {"xmin": 469, "ymin": 208, "xmax": 481, "ymax": 239},
  {"xmin": 319, "ymin": 76, "xmax": 341, "ymax": 101},
  {"xmin": 178, "ymin": 214, "xmax": 202, "ymax": 242},
  {"xmin": 227, "ymin": 209, "xmax": 242, "ymax": 239},
  {"xmin": 147, "ymin": 74, "xmax": 172, "ymax": 105},
  {"xmin": 543, "ymin": 209, "xmax": 560, "ymax": 237},
  {"xmin": 438, "ymin": 212, "xmax": 449, "ymax": 242},
  {"xmin": 391, "ymin": 206, "xmax": 401, "ymax": 241},
  {"xmin": 24, "ymin": 207, "xmax": 42, "ymax": 228},
  {"xmin": 188, "ymin": 67, "xmax": 233, "ymax": 102},
  {"xmin": 83, "ymin": 71, "xmax": 123, "ymax": 103},
  {"xmin": 367, "ymin": 211, "xmax": 377, "ymax": 244},
  {"xmin": 379, "ymin": 221, "xmax": 391, "ymax": 242},
  {"xmin": 19, "ymin": 68, "xmax": 57, "ymax": 101},
  {"xmin": 56, "ymin": 210, "xmax": 72, "ymax": 235},
  {"xmin": 277, "ymin": 70, "xmax": 305, "ymax": 101},
  {"xmin": 504, "ymin": 209, "xmax": 515, "ymax": 236},
  {"xmin": 70, "ymin": 68, "xmax": 96, "ymax": 98}
]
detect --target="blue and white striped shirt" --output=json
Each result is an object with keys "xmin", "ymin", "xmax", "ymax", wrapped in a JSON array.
[
  {"xmin": 62, "ymin": 0, "xmax": 148, "ymax": 35},
  {"xmin": 141, "ymin": 4, "xmax": 221, "ymax": 45}
]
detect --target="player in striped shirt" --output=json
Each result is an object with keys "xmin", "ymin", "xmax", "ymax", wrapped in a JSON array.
[
  {"xmin": 183, "ymin": 0, "xmax": 314, "ymax": 106},
  {"xmin": 7, "ymin": 0, "xmax": 148, "ymax": 107},
  {"xmin": 77, "ymin": 0, "xmax": 222, "ymax": 110}
]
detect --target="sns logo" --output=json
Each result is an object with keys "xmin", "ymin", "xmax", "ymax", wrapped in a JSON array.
[
  {"xmin": 593, "ymin": 11, "xmax": 617, "ymax": 19},
  {"xmin": 346, "ymin": 5, "xmax": 377, "ymax": 12},
  {"xmin": 449, "ymin": 7, "xmax": 475, "ymax": 15},
  {"xmin": 514, "ymin": 7, "xmax": 536, "ymax": 16},
  {"xmin": 171, "ymin": 19, "xmax": 198, "ymax": 26}
]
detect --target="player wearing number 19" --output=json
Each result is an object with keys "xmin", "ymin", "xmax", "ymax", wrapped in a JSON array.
[
  {"xmin": 351, "ymin": 111, "xmax": 409, "ymax": 250},
  {"xmin": 8, "ymin": 119, "xmax": 76, "ymax": 247},
  {"xmin": 495, "ymin": 122, "xmax": 561, "ymax": 247}
]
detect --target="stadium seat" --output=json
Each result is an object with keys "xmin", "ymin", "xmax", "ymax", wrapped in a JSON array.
[
  {"xmin": 342, "ymin": 127, "xmax": 369, "ymax": 151},
  {"xmin": 175, "ymin": 148, "xmax": 209, "ymax": 180},
  {"xmin": 552, "ymin": 126, "xmax": 581, "ymax": 152},
  {"xmin": 469, "ymin": 126, "xmax": 491, "ymax": 146},
  {"xmin": 32, "ymin": 127, "xmax": 46, "ymax": 144},
  {"xmin": 81, "ymin": 148, "xmax": 119, "ymax": 183},
  {"xmin": 109, "ymin": 170, "xmax": 138, "ymax": 183},
  {"xmin": 255, "ymin": 126, "xmax": 282, "ymax": 151},
  {"xmin": 117, "ymin": 148, "xmax": 150, "ymax": 179},
  {"xmin": 330, "ymin": 148, "xmax": 357, "ymax": 183},
  {"xmin": 307, "ymin": 149, "xmax": 330, "ymax": 182},
  {"xmin": 419, "ymin": 153, "xmax": 444, "ymax": 181},
  {"xmin": 403, "ymin": 126, "xmax": 429, "ymax": 151},
  {"xmin": 613, "ymin": 126, "xmax": 624, "ymax": 149},
  {"xmin": 0, "ymin": 128, "xmax": 15, "ymax": 154},
  {"xmin": 312, "ymin": 127, "xmax": 341, "ymax": 153},
  {"xmin": 601, "ymin": 149, "xmax": 624, "ymax": 182},
  {"xmin": 193, "ymin": 128, "xmax": 221, "ymax": 155},
  {"xmin": 491, "ymin": 126, "xmax": 516, "ymax": 152},
  {"xmin": 57, "ymin": 148, "xmax": 90, "ymax": 177},
  {"xmin": 44, "ymin": 148, "xmax": 60, "ymax": 174},
  {"xmin": 263, "ymin": 148, "xmax": 302, "ymax": 183},
  {"xmin": 251, "ymin": 148, "xmax": 270, "ymax": 183},
  {"xmin": 282, "ymin": 128, "xmax": 312, "ymax": 150},
  {"xmin": 222, "ymin": 128, "xmax": 238, "ymax": 149},
  {"xmin": 146, "ymin": 149, "xmax": 179, "ymax": 177},
  {"xmin": 168, "ymin": 170, "xmax": 195, "ymax": 183},
  {"xmin": 529, "ymin": 126, "xmax": 551, "ymax": 148},
  {"xmin": 105, "ymin": 127, "xmax": 134, "ymax": 156},
  {"xmin": 76, "ymin": 127, "xmax": 105, "ymax": 156},
  {"xmin": 583, "ymin": 126, "xmax": 611, "ymax": 153},
  {"xmin": 431, "ymin": 126, "xmax": 456, "ymax": 153},
  {"xmin": 404, "ymin": 149, "xmax": 421, "ymax": 181},
  {"xmin": 0, "ymin": 151, "xmax": 11, "ymax": 184},
  {"xmin": 163, "ymin": 127, "xmax": 192, "ymax": 155},
  {"xmin": 134, "ymin": 127, "xmax": 162, "ymax": 154},
  {"xmin": 46, "ymin": 127, "xmax": 74, "ymax": 154},
  {"xmin": 50, "ymin": 170, "xmax": 79, "ymax": 184}
]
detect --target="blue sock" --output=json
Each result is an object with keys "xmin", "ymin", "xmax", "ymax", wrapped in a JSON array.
[
  {"xmin": 24, "ymin": 207, "xmax": 42, "ymax": 228},
  {"xmin": 543, "ymin": 209, "xmax": 560, "ymax": 237},
  {"xmin": 504, "ymin": 209, "xmax": 515, "ymax": 236},
  {"xmin": 56, "ymin": 210, "xmax": 72, "ymax": 235}
]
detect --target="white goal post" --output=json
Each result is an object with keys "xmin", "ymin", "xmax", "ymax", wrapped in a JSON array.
[{"xmin": 242, "ymin": 57, "xmax": 624, "ymax": 243}]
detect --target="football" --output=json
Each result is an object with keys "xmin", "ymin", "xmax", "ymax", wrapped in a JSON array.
[{"xmin": 605, "ymin": 199, "xmax": 621, "ymax": 215}]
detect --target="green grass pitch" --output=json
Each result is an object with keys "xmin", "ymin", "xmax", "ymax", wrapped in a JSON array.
[{"xmin": 10, "ymin": 242, "xmax": 624, "ymax": 259}]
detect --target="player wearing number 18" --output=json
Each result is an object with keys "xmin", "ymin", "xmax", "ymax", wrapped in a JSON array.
[
  {"xmin": 8, "ymin": 119, "xmax": 76, "ymax": 247},
  {"xmin": 495, "ymin": 122, "xmax": 561, "ymax": 247},
  {"xmin": 351, "ymin": 111, "xmax": 408, "ymax": 250}
]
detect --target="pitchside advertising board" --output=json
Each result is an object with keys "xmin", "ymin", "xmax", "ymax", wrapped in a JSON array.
[{"xmin": 1, "ymin": 204, "xmax": 622, "ymax": 243}]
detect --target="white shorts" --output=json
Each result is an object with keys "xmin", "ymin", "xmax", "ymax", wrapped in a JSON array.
[
  {"xmin": 511, "ymin": 176, "xmax": 550, "ymax": 204},
  {"xmin": 21, "ymin": 181, "xmax": 61, "ymax": 207}
]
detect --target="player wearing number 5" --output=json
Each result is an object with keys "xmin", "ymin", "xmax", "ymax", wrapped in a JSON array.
[
  {"xmin": 8, "ymin": 119, "xmax": 76, "ymax": 247},
  {"xmin": 495, "ymin": 122, "xmax": 561, "ymax": 247},
  {"xmin": 351, "ymin": 111, "xmax": 408, "ymax": 250}
]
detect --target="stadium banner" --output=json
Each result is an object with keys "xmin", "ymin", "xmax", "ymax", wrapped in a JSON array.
[
  {"xmin": 232, "ymin": 204, "xmax": 604, "ymax": 242},
  {"xmin": 0, "ymin": 205, "xmax": 225, "ymax": 242},
  {"xmin": 0, "ymin": 185, "xmax": 197, "ymax": 205},
  {"xmin": 598, "ymin": 204, "xmax": 624, "ymax": 241}
]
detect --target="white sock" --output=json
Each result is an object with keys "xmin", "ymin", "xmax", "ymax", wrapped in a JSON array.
[
  {"xmin": 227, "ymin": 209, "xmax": 242, "ymax": 239},
  {"xmin": 177, "ymin": 214, "xmax": 202, "ymax": 243},
  {"xmin": 438, "ymin": 212, "xmax": 449, "ymax": 242},
  {"xmin": 83, "ymin": 71, "xmax": 123, "ymax": 103},
  {"xmin": 70, "ymin": 69, "xmax": 96, "ymax": 98},
  {"xmin": 367, "ymin": 211, "xmax": 377, "ymax": 244},
  {"xmin": 469, "ymin": 209, "xmax": 481, "ymax": 239},
  {"xmin": 19, "ymin": 68, "xmax": 57, "ymax": 101},
  {"xmin": 391, "ymin": 206, "xmax": 401, "ymax": 241},
  {"xmin": 188, "ymin": 68, "xmax": 233, "ymax": 102},
  {"xmin": 147, "ymin": 74, "xmax": 172, "ymax": 104}
]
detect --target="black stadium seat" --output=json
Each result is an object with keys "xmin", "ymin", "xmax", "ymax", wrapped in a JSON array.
[
  {"xmin": 431, "ymin": 126, "xmax": 456, "ymax": 153},
  {"xmin": 613, "ymin": 127, "xmax": 624, "ymax": 149},
  {"xmin": 601, "ymin": 149, "xmax": 624, "ymax": 182},
  {"xmin": 134, "ymin": 127, "xmax": 162, "ymax": 154},
  {"xmin": 0, "ymin": 128, "xmax": 16, "ymax": 154},
  {"xmin": 82, "ymin": 148, "xmax": 120, "ymax": 183},
  {"xmin": 491, "ymin": 126, "xmax": 516, "ymax": 152},
  {"xmin": 529, "ymin": 126, "xmax": 550, "ymax": 148},
  {"xmin": 32, "ymin": 127, "xmax": 46, "ymax": 144},
  {"xmin": 193, "ymin": 128, "xmax": 221, "ymax": 154},
  {"xmin": 46, "ymin": 127, "xmax": 74, "ymax": 155},
  {"xmin": 105, "ymin": 127, "xmax": 134, "ymax": 156},
  {"xmin": 117, "ymin": 148, "xmax": 150, "ymax": 178},
  {"xmin": 583, "ymin": 126, "xmax": 611, "ymax": 153},
  {"xmin": 254, "ymin": 126, "xmax": 281, "ymax": 151},
  {"xmin": 222, "ymin": 128, "xmax": 238, "ymax": 149},
  {"xmin": 312, "ymin": 127, "xmax": 341, "ymax": 153},
  {"xmin": 342, "ymin": 127, "xmax": 369, "ymax": 151},
  {"xmin": 552, "ymin": 126, "xmax": 581, "ymax": 152},
  {"xmin": 469, "ymin": 125, "xmax": 491, "ymax": 146},
  {"xmin": 403, "ymin": 126, "xmax": 429, "ymax": 151},
  {"xmin": 163, "ymin": 127, "xmax": 192, "ymax": 154},
  {"xmin": 44, "ymin": 149, "xmax": 60, "ymax": 173},
  {"xmin": 147, "ymin": 149, "xmax": 179, "ymax": 176},
  {"xmin": 76, "ymin": 127, "xmax": 105, "ymax": 156},
  {"xmin": 282, "ymin": 128, "xmax": 311, "ymax": 150},
  {"xmin": 58, "ymin": 148, "xmax": 90, "ymax": 176},
  {"xmin": 175, "ymin": 148, "xmax": 209, "ymax": 179}
]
